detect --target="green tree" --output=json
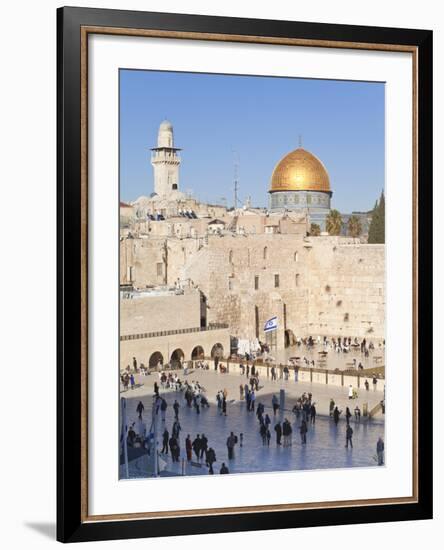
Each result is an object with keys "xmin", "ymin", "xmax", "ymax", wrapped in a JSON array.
[
  {"xmin": 310, "ymin": 223, "xmax": 321, "ymax": 236},
  {"xmin": 326, "ymin": 209, "xmax": 343, "ymax": 236},
  {"xmin": 368, "ymin": 191, "xmax": 385, "ymax": 243},
  {"xmin": 347, "ymin": 215, "xmax": 362, "ymax": 238}
]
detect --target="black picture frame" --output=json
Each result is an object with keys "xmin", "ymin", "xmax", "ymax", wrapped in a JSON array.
[{"xmin": 57, "ymin": 6, "xmax": 433, "ymax": 543}]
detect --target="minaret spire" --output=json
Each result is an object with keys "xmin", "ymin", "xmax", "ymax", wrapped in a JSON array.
[{"xmin": 151, "ymin": 120, "xmax": 182, "ymax": 197}]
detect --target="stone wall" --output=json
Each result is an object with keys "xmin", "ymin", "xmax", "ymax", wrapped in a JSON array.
[
  {"xmin": 120, "ymin": 291, "xmax": 202, "ymax": 336},
  {"xmin": 119, "ymin": 227, "xmax": 385, "ymax": 348},
  {"xmin": 304, "ymin": 239, "xmax": 385, "ymax": 338}
]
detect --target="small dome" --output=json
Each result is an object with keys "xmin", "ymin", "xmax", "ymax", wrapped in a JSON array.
[{"xmin": 270, "ymin": 147, "xmax": 330, "ymax": 193}]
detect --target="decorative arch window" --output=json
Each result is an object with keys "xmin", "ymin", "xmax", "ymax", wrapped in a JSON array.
[
  {"xmin": 263, "ymin": 246, "xmax": 268, "ymax": 260},
  {"xmin": 229, "ymin": 250, "xmax": 234, "ymax": 264},
  {"xmin": 295, "ymin": 273, "xmax": 300, "ymax": 287}
]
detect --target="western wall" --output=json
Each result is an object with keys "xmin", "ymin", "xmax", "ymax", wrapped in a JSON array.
[{"xmin": 120, "ymin": 219, "xmax": 385, "ymax": 350}]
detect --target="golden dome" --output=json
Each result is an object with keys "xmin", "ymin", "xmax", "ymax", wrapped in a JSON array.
[{"xmin": 270, "ymin": 147, "xmax": 331, "ymax": 193}]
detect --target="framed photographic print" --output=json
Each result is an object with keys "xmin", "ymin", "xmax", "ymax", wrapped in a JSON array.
[{"xmin": 57, "ymin": 6, "xmax": 433, "ymax": 543}]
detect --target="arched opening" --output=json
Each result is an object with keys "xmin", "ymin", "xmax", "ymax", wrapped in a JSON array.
[
  {"xmin": 285, "ymin": 329, "xmax": 296, "ymax": 348},
  {"xmin": 191, "ymin": 346, "xmax": 205, "ymax": 360},
  {"xmin": 170, "ymin": 348, "xmax": 184, "ymax": 368},
  {"xmin": 210, "ymin": 343, "xmax": 224, "ymax": 359},
  {"xmin": 263, "ymin": 246, "xmax": 268, "ymax": 260},
  {"xmin": 149, "ymin": 351, "xmax": 163, "ymax": 369},
  {"xmin": 294, "ymin": 251, "xmax": 299, "ymax": 262}
]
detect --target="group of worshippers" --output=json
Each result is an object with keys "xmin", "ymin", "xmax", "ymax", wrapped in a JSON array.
[
  {"xmin": 291, "ymin": 392, "xmax": 317, "ymax": 424},
  {"xmin": 157, "ymin": 370, "xmax": 183, "ymax": 391},
  {"xmin": 183, "ymin": 380, "xmax": 209, "ymax": 413}
]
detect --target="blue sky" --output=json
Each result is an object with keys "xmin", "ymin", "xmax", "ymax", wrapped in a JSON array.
[{"xmin": 120, "ymin": 70, "xmax": 384, "ymax": 212}]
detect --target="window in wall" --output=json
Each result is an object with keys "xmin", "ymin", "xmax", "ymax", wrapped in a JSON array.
[
  {"xmin": 274, "ymin": 274, "xmax": 280, "ymax": 288},
  {"xmin": 295, "ymin": 273, "xmax": 300, "ymax": 287},
  {"xmin": 294, "ymin": 251, "xmax": 299, "ymax": 262},
  {"xmin": 254, "ymin": 275, "xmax": 259, "ymax": 290},
  {"xmin": 228, "ymin": 277, "xmax": 234, "ymax": 291},
  {"xmin": 263, "ymin": 246, "xmax": 268, "ymax": 260},
  {"xmin": 255, "ymin": 306, "xmax": 259, "ymax": 338},
  {"xmin": 229, "ymin": 250, "xmax": 234, "ymax": 264},
  {"xmin": 156, "ymin": 262, "xmax": 163, "ymax": 277}
]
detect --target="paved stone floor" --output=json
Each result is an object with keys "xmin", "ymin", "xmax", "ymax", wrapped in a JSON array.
[
  {"xmin": 274, "ymin": 342, "xmax": 385, "ymax": 370},
  {"xmin": 121, "ymin": 369, "xmax": 385, "ymax": 478}
]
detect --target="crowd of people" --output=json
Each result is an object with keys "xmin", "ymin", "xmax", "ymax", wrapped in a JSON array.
[{"xmin": 122, "ymin": 337, "xmax": 385, "ymax": 476}]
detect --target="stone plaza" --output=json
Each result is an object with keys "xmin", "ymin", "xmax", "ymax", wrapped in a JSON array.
[{"xmin": 121, "ymin": 366, "xmax": 384, "ymax": 478}]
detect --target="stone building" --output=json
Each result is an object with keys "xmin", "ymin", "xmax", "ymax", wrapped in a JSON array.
[
  {"xmin": 120, "ymin": 286, "xmax": 229, "ymax": 370},
  {"xmin": 120, "ymin": 121, "xmax": 385, "ymax": 357}
]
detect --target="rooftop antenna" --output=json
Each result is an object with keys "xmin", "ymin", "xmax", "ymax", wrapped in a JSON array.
[{"xmin": 232, "ymin": 149, "xmax": 240, "ymax": 209}]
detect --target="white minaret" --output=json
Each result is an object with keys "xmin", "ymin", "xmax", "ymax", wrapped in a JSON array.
[{"xmin": 150, "ymin": 120, "xmax": 181, "ymax": 197}]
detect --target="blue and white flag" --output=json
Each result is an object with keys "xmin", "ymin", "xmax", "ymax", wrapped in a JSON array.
[{"xmin": 264, "ymin": 316, "xmax": 278, "ymax": 332}]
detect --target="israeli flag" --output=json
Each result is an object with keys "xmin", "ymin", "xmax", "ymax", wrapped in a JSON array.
[{"xmin": 264, "ymin": 316, "xmax": 278, "ymax": 332}]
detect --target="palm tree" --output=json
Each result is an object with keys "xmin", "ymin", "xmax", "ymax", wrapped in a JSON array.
[
  {"xmin": 347, "ymin": 215, "xmax": 362, "ymax": 238},
  {"xmin": 310, "ymin": 223, "xmax": 321, "ymax": 236},
  {"xmin": 326, "ymin": 209, "xmax": 343, "ymax": 236}
]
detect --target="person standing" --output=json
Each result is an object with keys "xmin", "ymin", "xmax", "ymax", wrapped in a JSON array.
[
  {"xmin": 250, "ymin": 390, "xmax": 256, "ymax": 412},
  {"xmin": 239, "ymin": 384, "xmax": 244, "ymax": 400},
  {"xmin": 192, "ymin": 434, "xmax": 201, "ymax": 460},
  {"xmin": 206, "ymin": 447, "xmax": 216, "ymax": 474},
  {"xmin": 260, "ymin": 423, "xmax": 267, "ymax": 445},
  {"xmin": 274, "ymin": 422, "xmax": 282, "ymax": 445},
  {"xmin": 300, "ymin": 420, "xmax": 308, "ymax": 444},
  {"xmin": 172, "ymin": 419, "xmax": 181, "ymax": 441},
  {"xmin": 365, "ymin": 379, "xmax": 370, "ymax": 391},
  {"xmin": 200, "ymin": 433, "xmax": 208, "ymax": 460},
  {"xmin": 348, "ymin": 385, "xmax": 354, "ymax": 399},
  {"xmin": 245, "ymin": 389, "xmax": 251, "ymax": 411},
  {"xmin": 345, "ymin": 425, "xmax": 354, "ymax": 448},
  {"xmin": 333, "ymin": 406, "xmax": 341, "ymax": 425},
  {"xmin": 161, "ymin": 429, "xmax": 169, "ymax": 454},
  {"xmin": 136, "ymin": 400, "xmax": 145, "ymax": 419},
  {"xmin": 220, "ymin": 463, "xmax": 229, "ymax": 474},
  {"xmin": 130, "ymin": 373, "xmax": 135, "ymax": 390},
  {"xmin": 310, "ymin": 403, "xmax": 316, "ymax": 424},
  {"xmin": 226, "ymin": 432, "xmax": 237, "ymax": 459},
  {"xmin": 185, "ymin": 434, "xmax": 192, "ymax": 461},
  {"xmin": 372, "ymin": 375, "xmax": 378, "ymax": 391},
  {"xmin": 222, "ymin": 395, "xmax": 227, "ymax": 416},
  {"xmin": 272, "ymin": 394, "xmax": 279, "ymax": 415},
  {"xmin": 376, "ymin": 437, "xmax": 385, "ymax": 465},
  {"xmin": 160, "ymin": 398, "xmax": 167, "ymax": 421},
  {"xmin": 345, "ymin": 407, "xmax": 352, "ymax": 425},
  {"xmin": 173, "ymin": 400, "xmax": 180, "ymax": 420},
  {"xmin": 169, "ymin": 435, "xmax": 179, "ymax": 462}
]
